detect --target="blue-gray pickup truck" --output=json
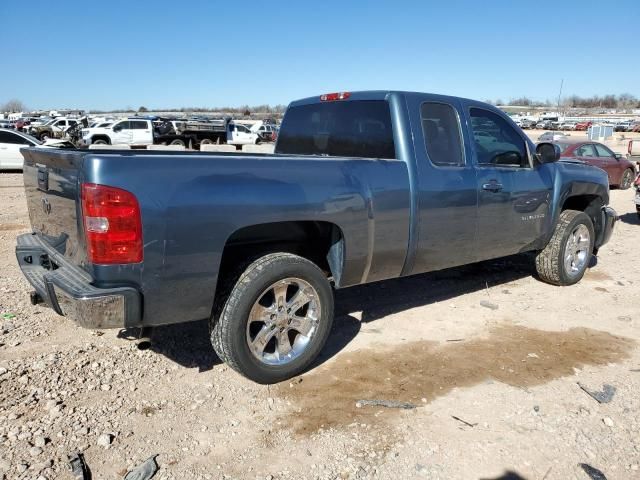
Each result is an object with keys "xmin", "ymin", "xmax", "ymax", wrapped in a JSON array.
[{"xmin": 16, "ymin": 91, "xmax": 616, "ymax": 383}]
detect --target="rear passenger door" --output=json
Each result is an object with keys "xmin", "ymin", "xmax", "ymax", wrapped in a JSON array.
[
  {"xmin": 130, "ymin": 120, "xmax": 153, "ymax": 145},
  {"xmin": 407, "ymin": 96, "xmax": 479, "ymax": 274},
  {"xmin": 466, "ymin": 104, "xmax": 553, "ymax": 260}
]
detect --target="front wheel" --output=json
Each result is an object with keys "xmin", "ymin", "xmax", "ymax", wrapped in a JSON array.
[
  {"xmin": 169, "ymin": 139, "xmax": 185, "ymax": 146},
  {"xmin": 210, "ymin": 253, "xmax": 334, "ymax": 384},
  {"xmin": 535, "ymin": 210, "xmax": 594, "ymax": 286},
  {"xmin": 620, "ymin": 169, "xmax": 634, "ymax": 190}
]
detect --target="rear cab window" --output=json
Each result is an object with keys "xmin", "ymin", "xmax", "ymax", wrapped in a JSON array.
[
  {"xmin": 276, "ymin": 100, "xmax": 395, "ymax": 159},
  {"xmin": 421, "ymin": 102, "xmax": 465, "ymax": 166}
]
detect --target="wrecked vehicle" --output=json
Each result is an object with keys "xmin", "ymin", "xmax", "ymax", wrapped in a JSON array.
[
  {"xmin": 16, "ymin": 91, "xmax": 616, "ymax": 383},
  {"xmin": 29, "ymin": 117, "xmax": 80, "ymax": 140}
]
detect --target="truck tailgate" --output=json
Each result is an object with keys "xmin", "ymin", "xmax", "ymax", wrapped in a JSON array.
[{"xmin": 21, "ymin": 148, "xmax": 87, "ymax": 265}]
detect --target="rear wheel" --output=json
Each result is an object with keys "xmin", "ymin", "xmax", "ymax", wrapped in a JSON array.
[
  {"xmin": 170, "ymin": 139, "xmax": 185, "ymax": 146},
  {"xmin": 210, "ymin": 253, "xmax": 334, "ymax": 384},
  {"xmin": 535, "ymin": 210, "xmax": 594, "ymax": 286},
  {"xmin": 199, "ymin": 138, "xmax": 213, "ymax": 146},
  {"xmin": 620, "ymin": 169, "xmax": 634, "ymax": 190}
]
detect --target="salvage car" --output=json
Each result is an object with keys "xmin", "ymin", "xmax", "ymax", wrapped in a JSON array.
[
  {"xmin": 556, "ymin": 140, "xmax": 636, "ymax": 189},
  {"xmin": 29, "ymin": 117, "xmax": 79, "ymax": 140},
  {"xmin": 538, "ymin": 131, "xmax": 568, "ymax": 142},
  {"xmin": 16, "ymin": 91, "xmax": 616, "ymax": 383},
  {"xmin": 0, "ymin": 128, "xmax": 72, "ymax": 170}
]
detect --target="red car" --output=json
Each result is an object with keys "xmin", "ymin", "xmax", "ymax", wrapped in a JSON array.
[
  {"xmin": 556, "ymin": 140, "xmax": 636, "ymax": 189},
  {"xmin": 574, "ymin": 121, "xmax": 592, "ymax": 131}
]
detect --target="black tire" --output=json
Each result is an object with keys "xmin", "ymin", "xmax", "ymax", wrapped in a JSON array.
[
  {"xmin": 92, "ymin": 138, "xmax": 109, "ymax": 145},
  {"xmin": 39, "ymin": 132, "xmax": 49, "ymax": 141},
  {"xmin": 535, "ymin": 210, "xmax": 595, "ymax": 286},
  {"xmin": 199, "ymin": 138, "xmax": 213, "ymax": 145},
  {"xmin": 210, "ymin": 253, "xmax": 334, "ymax": 384},
  {"xmin": 170, "ymin": 139, "xmax": 185, "ymax": 146},
  {"xmin": 620, "ymin": 169, "xmax": 634, "ymax": 190}
]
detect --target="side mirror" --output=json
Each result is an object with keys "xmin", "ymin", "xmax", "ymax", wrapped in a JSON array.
[
  {"xmin": 113, "ymin": 125, "xmax": 122, "ymax": 132},
  {"xmin": 535, "ymin": 142, "xmax": 561, "ymax": 164},
  {"xmin": 614, "ymin": 153, "xmax": 622, "ymax": 160}
]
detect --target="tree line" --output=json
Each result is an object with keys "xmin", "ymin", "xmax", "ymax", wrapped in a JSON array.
[
  {"xmin": 4, "ymin": 95, "xmax": 640, "ymax": 114},
  {"xmin": 490, "ymin": 94, "xmax": 640, "ymax": 109}
]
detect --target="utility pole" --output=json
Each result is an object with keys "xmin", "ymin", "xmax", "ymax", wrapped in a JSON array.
[{"xmin": 557, "ymin": 79, "xmax": 564, "ymax": 118}]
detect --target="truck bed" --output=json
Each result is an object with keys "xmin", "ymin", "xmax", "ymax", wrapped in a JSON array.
[{"xmin": 20, "ymin": 147, "xmax": 412, "ymax": 327}]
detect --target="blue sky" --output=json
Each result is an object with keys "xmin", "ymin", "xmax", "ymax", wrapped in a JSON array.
[{"xmin": 2, "ymin": 0, "xmax": 639, "ymax": 110}]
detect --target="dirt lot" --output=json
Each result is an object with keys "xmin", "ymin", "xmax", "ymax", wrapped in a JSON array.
[{"xmin": 1, "ymin": 169, "xmax": 639, "ymax": 480}]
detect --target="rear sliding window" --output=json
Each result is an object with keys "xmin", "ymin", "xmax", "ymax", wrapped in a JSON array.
[{"xmin": 276, "ymin": 100, "xmax": 395, "ymax": 159}]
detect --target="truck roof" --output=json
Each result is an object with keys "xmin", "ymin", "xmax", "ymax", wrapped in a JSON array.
[{"xmin": 288, "ymin": 90, "xmax": 486, "ymax": 107}]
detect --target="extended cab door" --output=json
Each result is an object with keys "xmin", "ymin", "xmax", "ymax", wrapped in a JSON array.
[
  {"xmin": 464, "ymin": 103, "xmax": 553, "ymax": 260},
  {"xmin": 406, "ymin": 95, "xmax": 479, "ymax": 274}
]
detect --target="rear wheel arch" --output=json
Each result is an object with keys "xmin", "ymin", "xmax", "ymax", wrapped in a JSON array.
[
  {"xmin": 216, "ymin": 221, "xmax": 345, "ymax": 287},
  {"xmin": 212, "ymin": 221, "xmax": 345, "ymax": 318}
]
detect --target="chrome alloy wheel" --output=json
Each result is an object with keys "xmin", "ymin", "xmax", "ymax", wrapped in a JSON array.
[
  {"xmin": 246, "ymin": 278, "xmax": 320, "ymax": 366},
  {"xmin": 563, "ymin": 224, "xmax": 591, "ymax": 278}
]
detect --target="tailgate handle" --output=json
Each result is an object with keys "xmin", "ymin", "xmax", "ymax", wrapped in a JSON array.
[{"xmin": 37, "ymin": 167, "xmax": 49, "ymax": 191}]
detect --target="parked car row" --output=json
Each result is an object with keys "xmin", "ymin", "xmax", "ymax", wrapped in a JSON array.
[
  {"xmin": 517, "ymin": 119, "xmax": 640, "ymax": 132},
  {"xmin": 77, "ymin": 117, "xmax": 272, "ymax": 148}
]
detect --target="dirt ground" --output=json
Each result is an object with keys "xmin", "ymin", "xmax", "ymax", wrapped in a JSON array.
[{"xmin": 1, "ymin": 165, "xmax": 639, "ymax": 480}]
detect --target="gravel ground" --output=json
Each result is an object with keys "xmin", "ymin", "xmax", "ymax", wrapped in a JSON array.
[{"xmin": 1, "ymin": 171, "xmax": 639, "ymax": 480}]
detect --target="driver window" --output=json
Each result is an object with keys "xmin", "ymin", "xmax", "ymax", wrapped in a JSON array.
[
  {"xmin": 594, "ymin": 144, "xmax": 614, "ymax": 158},
  {"xmin": 577, "ymin": 145, "xmax": 596, "ymax": 157},
  {"xmin": 470, "ymin": 108, "xmax": 528, "ymax": 167}
]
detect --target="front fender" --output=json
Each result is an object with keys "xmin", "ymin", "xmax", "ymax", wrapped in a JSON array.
[{"xmin": 546, "ymin": 161, "xmax": 609, "ymax": 242}]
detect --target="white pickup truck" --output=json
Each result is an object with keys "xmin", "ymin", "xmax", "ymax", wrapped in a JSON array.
[{"xmin": 80, "ymin": 118, "xmax": 260, "ymax": 147}]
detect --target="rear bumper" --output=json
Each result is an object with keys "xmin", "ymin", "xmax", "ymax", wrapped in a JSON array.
[
  {"xmin": 15, "ymin": 233, "xmax": 141, "ymax": 329},
  {"xmin": 596, "ymin": 206, "xmax": 616, "ymax": 249}
]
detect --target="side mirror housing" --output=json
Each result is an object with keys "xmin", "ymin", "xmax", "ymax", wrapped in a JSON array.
[
  {"xmin": 614, "ymin": 153, "xmax": 622, "ymax": 160},
  {"xmin": 536, "ymin": 142, "xmax": 561, "ymax": 164},
  {"xmin": 113, "ymin": 126, "xmax": 122, "ymax": 132}
]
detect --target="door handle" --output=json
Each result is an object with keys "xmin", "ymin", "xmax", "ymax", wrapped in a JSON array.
[{"xmin": 482, "ymin": 182, "xmax": 503, "ymax": 192}]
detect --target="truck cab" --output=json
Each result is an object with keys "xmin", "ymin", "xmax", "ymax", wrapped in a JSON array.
[{"xmin": 81, "ymin": 118, "xmax": 153, "ymax": 146}]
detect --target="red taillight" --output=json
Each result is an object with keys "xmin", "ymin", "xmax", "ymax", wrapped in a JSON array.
[
  {"xmin": 320, "ymin": 92, "xmax": 351, "ymax": 102},
  {"xmin": 81, "ymin": 183, "xmax": 143, "ymax": 264}
]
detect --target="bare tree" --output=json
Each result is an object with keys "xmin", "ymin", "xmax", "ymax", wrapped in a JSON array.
[{"xmin": 2, "ymin": 99, "xmax": 27, "ymax": 112}]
